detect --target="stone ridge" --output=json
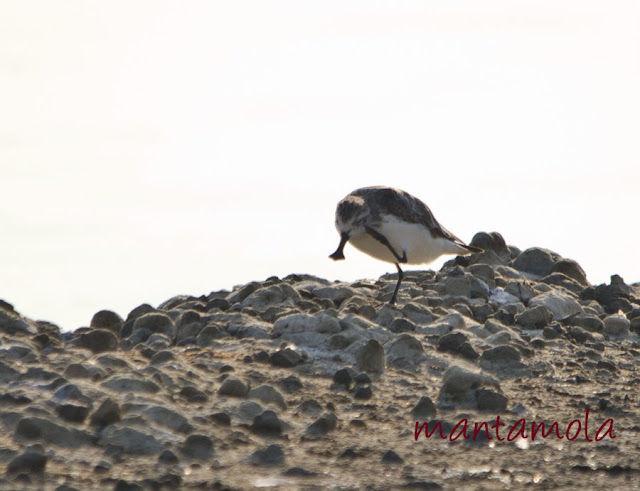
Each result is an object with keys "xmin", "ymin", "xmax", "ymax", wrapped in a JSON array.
[{"xmin": 1, "ymin": 231, "xmax": 640, "ymax": 489}]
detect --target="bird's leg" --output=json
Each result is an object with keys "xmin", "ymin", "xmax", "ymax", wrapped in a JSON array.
[
  {"xmin": 390, "ymin": 263, "xmax": 404, "ymax": 305},
  {"xmin": 329, "ymin": 232, "xmax": 349, "ymax": 260},
  {"xmin": 364, "ymin": 226, "xmax": 407, "ymax": 263}
]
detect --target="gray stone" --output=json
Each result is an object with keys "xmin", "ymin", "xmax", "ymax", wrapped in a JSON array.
[
  {"xmin": 144, "ymin": 406, "xmax": 191, "ymax": 433},
  {"xmin": 480, "ymin": 345, "xmax": 521, "ymax": 363},
  {"xmin": 64, "ymin": 363, "xmax": 105, "ymax": 380},
  {"xmin": 90, "ymin": 310, "xmax": 124, "ymax": 334},
  {"xmin": 504, "ymin": 281, "xmax": 536, "ymax": 304},
  {"xmin": 0, "ymin": 361, "xmax": 20, "ymax": 383},
  {"xmin": 567, "ymin": 326, "xmax": 594, "ymax": 344},
  {"xmin": 0, "ymin": 310, "xmax": 36, "ymax": 335},
  {"xmin": 388, "ymin": 318, "xmax": 416, "ymax": 333},
  {"xmin": 248, "ymin": 385, "xmax": 287, "ymax": 410},
  {"xmin": 529, "ymin": 290, "xmax": 582, "ymax": 321},
  {"xmin": 16, "ymin": 417, "xmax": 95, "ymax": 447},
  {"xmin": 74, "ymin": 329, "xmax": 118, "ymax": 354},
  {"xmin": 250, "ymin": 444, "xmax": 284, "ymax": 466},
  {"xmin": 469, "ymin": 232, "xmax": 510, "ymax": 262},
  {"xmin": 476, "ymin": 388, "xmax": 508, "ymax": 411},
  {"xmin": 438, "ymin": 365, "xmax": 500, "ymax": 409},
  {"xmin": 132, "ymin": 313, "xmax": 175, "ymax": 339},
  {"xmin": 386, "ymin": 334, "xmax": 424, "ymax": 367},
  {"xmin": 572, "ymin": 314, "xmax": 604, "ymax": 333},
  {"xmin": 102, "ymin": 376, "xmax": 160, "ymax": 394},
  {"xmin": 603, "ymin": 314, "xmax": 630, "ymax": 338},
  {"xmin": 218, "ymin": 376, "xmax": 250, "ymax": 397},
  {"xmin": 179, "ymin": 386, "xmax": 208, "ymax": 403},
  {"xmin": 273, "ymin": 313, "xmax": 341, "ymax": 347},
  {"xmin": 98, "ymin": 425, "xmax": 163, "ymax": 455},
  {"xmin": 56, "ymin": 403, "xmax": 90, "ymax": 423},
  {"xmin": 355, "ymin": 339, "xmax": 385, "ymax": 374},
  {"xmin": 512, "ymin": 247, "xmax": 559, "ymax": 278},
  {"xmin": 7, "ymin": 447, "xmax": 47, "ymax": 474},
  {"xmin": 381, "ymin": 450, "xmax": 404, "ymax": 464},
  {"xmin": 410, "ymin": 396, "xmax": 436, "ymax": 420},
  {"xmin": 251, "ymin": 410, "xmax": 283, "ymax": 436},
  {"xmin": 227, "ymin": 281, "xmax": 260, "ymax": 304},
  {"xmin": 515, "ymin": 305, "xmax": 553, "ymax": 329},
  {"xmin": 306, "ymin": 413, "xmax": 337, "ymax": 436},
  {"xmin": 270, "ymin": 348, "xmax": 302, "ymax": 368},
  {"xmin": 241, "ymin": 284, "xmax": 301, "ymax": 311},
  {"xmin": 180, "ymin": 434, "xmax": 213, "ymax": 460},
  {"xmin": 90, "ymin": 399, "xmax": 121, "ymax": 427},
  {"xmin": 552, "ymin": 259, "xmax": 589, "ymax": 286},
  {"xmin": 311, "ymin": 285, "xmax": 357, "ymax": 305}
]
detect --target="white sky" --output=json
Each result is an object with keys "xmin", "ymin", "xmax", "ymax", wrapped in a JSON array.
[{"xmin": 1, "ymin": 0, "xmax": 639, "ymax": 331}]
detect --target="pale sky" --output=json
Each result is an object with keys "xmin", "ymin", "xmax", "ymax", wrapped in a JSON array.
[{"xmin": 1, "ymin": 0, "xmax": 639, "ymax": 331}]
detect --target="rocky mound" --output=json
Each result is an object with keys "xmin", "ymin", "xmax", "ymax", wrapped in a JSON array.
[{"xmin": 1, "ymin": 232, "xmax": 640, "ymax": 490}]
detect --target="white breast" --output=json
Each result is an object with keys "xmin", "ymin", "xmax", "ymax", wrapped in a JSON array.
[{"xmin": 348, "ymin": 215, "xmax": 467, "ymax": 265}]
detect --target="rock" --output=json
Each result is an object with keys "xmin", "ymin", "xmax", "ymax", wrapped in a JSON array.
[
  {"xmin": 306, "ymin": 413, "xmax": 337, "ymax": 436},
  {"xmin": 90, "ymin": 399, "xmax": 121, "ymax": 427},
  {"xmin": 251, "ymin": 410, "xmax": 283, "ymax": 436},
  {"xmin": 515, "ymin": 305, "xmax": 553, "ymax": 329},
  {"xmin": 480, "ymin": 345, "xmax": 521, "ymax": 363},
  {"xmin": 381, "ymin": 450, "xmax": 404, "ymax": 464},
  {"xmin": 227, "ymin": 281, "xmax": 261, "ymax": 304},
  {"xmin": 332, "ymin": 368, "xmax": 354, "ymax": 387},
  {"xmin": 248, "ymin": 385, "xmax": 287, "ymax": 410},
  {"xmin": 410, "ymin": 396, "xmax": 436, "ymax": 420},
  {"xmin": 354, "ymin": 386, "xmax": 372, "ymax": 399},
  {"xmin": 0, "ymin": 361, "xmax": 21, "ymax": 383},
  {"xmin": 529, "ymin": 290, "xmax": 582, "ymax": 321},
  {"xmin": 355, "ymin": 340, "xmax": 385, "ymax": 374},
  {"xmin": 144, "ymin": 406, "xmax": 191, "ymax": 433},
  {"xmin": 552, "ymin": 259, "xmax": 589, "ymax": 286},
  {"xmin": 283, "ymin": 467, "xmax": 317, "ymax": 477},
  {"xmin": 504, "ymin": 281, "xmax": 536, "ymax": 304},
  {"xmin": 16, "ymin": 417, "xmax": 94, "ymax": 447},
  {"xmin": 56, "ymin": 403, "xmax": 90, "ymax": 423},
  {"xmin": 476, "ymin": 389, "xmax": 508, "ymax": 411},
  {"xmin": 469, "ymin": 232, "xmax": 510, "ymax": 262},
  {"xmin": 158, "ymin": 449, "xmax": 179, "ymax": 465},
  {"xmin": 64, "ymin": 363, "xmax": 105, "ymax": 380},
  {"xmin": 386, "ymin": 334, "xmax": 424, "ymax": 367},
  {"xmin": 74, "ymin": 329, "xmax": 118, "ymax": 354},
  {"xmin": 132, "ymin": 313, "xmax": 175, "ymax": 339},
  {"xmin": 241, "ymin": 284, "xmax": 301, "ymax": 312},
  {"xmin": 102, "ymin": 376, "xmax": 160, "ymax": 394},
  {"xmin": 179, "ymin": 386, "xmax": 208, "ymax": 403},
  {"xmin": 150, "ymin": 350, "xmax": 175, "ymax": 365},
  {"xmin": 218, "ymin": 377, "xmax": 250, "ymax": 397},
  {"xmin": 98, "ymin": 426, "xmax": 163, "ymax": 455},
  {"xmin": 250, "ymin": 444, "xmax": 284, "ymax": 466},
  {"xmin": 180, "ymin": 434, "xmax": 213, "ymax": 460},
  {"xmin": 437, "ymin": 332, "xmax": 478, "ymax": 360},
  {"xmin": 571, "ymin": 314, "xmax": 604, "ymax": 333},
  {"xmin": 603, "ymin": 314, "xmax": 630, "ymax": 338},
  {"xmin": 298, "ymin": 400, "xmax": 323, "ymax": 416},
  {"xmin": 270, "ymin": 348, "xmax": 302, "ymax": 368},
  {"xmin": 277, "ymin": 375, "xmax": 302, "ymax": 393},
  {"xmin": 512, "ymin": 247, "xmax": 558, "ymax": 278},
  {"xmin": 210, "ymin": 412, "xmax": 231, "ymax": 426},
  {"xmin": 0, "ymin": 310, "xmax": 36, "ymax": 335},
  {"xmin": 7, "ymin": 446, "xmax": 47, "ymax": 474},
  {"xmin": 312, "ymin": 285, "xmax": 357, "ymax": 305},
  {"xmin": 273, "ymin": 313, "xmax": 341, "ymax": 347},
  {"xmin": 567, "ymin": 326, "xmax": 594, "ymax": 344},
  {"xmin": 388, "ymin": 318, "xmax": 416, "ymax": 333},
  {"xmin": 90, "ymin": 310, "xmax": 124, "ymax": 334},
  {"xmin": 581, "ymin": 275, "xmax": 635, "ymax": 314},
  {"xmin": 438, "ymin": 366, "xmax": 500, "ymax": 409}
]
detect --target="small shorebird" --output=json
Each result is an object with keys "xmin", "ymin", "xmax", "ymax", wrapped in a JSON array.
[{"xmin": 329, "ymin": 186, "xmax": 481, "ymax": 304}]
